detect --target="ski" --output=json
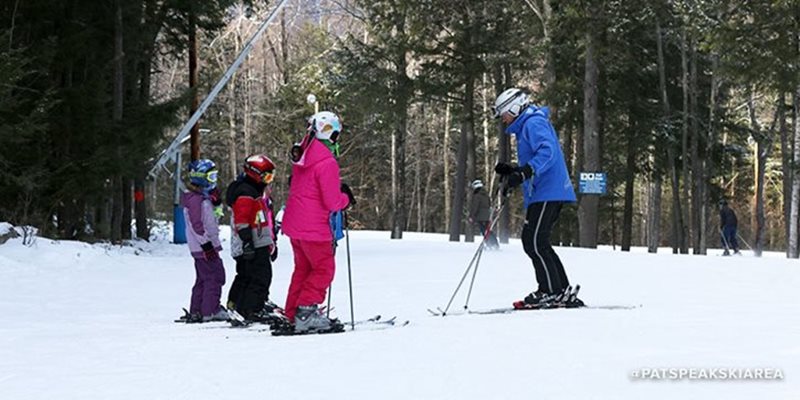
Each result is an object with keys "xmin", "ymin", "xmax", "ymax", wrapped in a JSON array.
[
  {"xmin": 429, "ymin": 284, "xmax": 639, "ymax": 317},
  {"xmin": 174, "ymin": 308, "xmax": 191, "ymax": 323},
  {"xmin": 468, "ymin": 304, "xmax": 640, "ymax": 315},
  {"xmin": 270, "ymin": 318, "xmax": 346, "ymax": 336},
  {"xmin": 350, "ymin": 316, "xmax": 410, "ymax": 328},
  {"xmin": 426, "ymin": 304, "xmax": 639, "ymax": 317},
  {"xmin": 176, "ymin": 306, "xmax": 235, "ymax": 324},
  {"xmin": 267, "ymin": 315, "xmax": 410, "ymax": 335}
]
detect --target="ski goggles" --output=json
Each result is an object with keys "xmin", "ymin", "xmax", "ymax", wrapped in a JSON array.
[{"xmin": 189, "ymin": 170, "xmax": 218, "ymax": 184}]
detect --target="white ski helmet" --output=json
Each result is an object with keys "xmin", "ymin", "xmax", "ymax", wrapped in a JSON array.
[
  {"xmin": 492, "ymin": 88, "xmax": 529, "ymax": 119},
  {"xmin": 471, "ymin": 179, "xmax": 484, "ymax": 189},
  {"xmin": 308, "ymin": 111, "xmax": 342, "ymax": 142}
]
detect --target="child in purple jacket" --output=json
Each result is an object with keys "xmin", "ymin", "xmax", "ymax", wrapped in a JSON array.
[{"xmin": 181, "ymin": 159, "xmax": 227, "ymax": 323}]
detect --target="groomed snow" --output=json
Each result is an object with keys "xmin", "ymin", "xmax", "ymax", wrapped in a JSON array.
[{"xmin": 0, "ymin": 227, "xmax": 798, "ymax": 399}]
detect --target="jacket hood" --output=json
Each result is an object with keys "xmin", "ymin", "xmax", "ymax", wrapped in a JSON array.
[
  {"xmin": 505, "ymin": 105, "xmax": 550, "ymax": 135},
  {"xmin": 293, "ymin": 138, "xmax": 334, "ymax": 170}
]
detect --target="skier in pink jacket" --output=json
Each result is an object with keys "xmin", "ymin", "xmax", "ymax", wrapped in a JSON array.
[{"xmin": 282, "ymin": 111, "xmax": 356, "ymax": 333}]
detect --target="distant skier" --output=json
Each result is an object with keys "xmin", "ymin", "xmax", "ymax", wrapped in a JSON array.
[
  {"xmin": 492, "ymin": 88, "xmax": 581, "ymax": 308},
  {"xmin": 469, "ymin": 179, "xmax": 499, "ymax": 249},
  {"xmin": 282, "ymin": 111, "xmax": 354, "ymax": 333},
  {"xmin": 225, "ymin": 154, "xmax": 280, "ymax": 323},
  {"xmin": 719, "ymin": 199, "xmax": 740, "ymax": 256},
  {"xmin": 181, "ymin": 159, "xmax": 228, "ymax": 323}
]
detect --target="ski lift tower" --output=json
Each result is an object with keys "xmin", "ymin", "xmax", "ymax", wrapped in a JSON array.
[{"xmin": 147, "ymin": 0, "xmax": 288, "ymax": 243}]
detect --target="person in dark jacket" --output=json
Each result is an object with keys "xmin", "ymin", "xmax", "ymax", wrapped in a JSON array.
[
  {"xmin": 719, "ymin": 199, "xmax": 740, "ymax": 256},
  {"xmin": 225, "ymin": 154, "xmax": 280, "ymax": 323},
  {"xmin": 469, "ymin": 179, "xmax": 499, "ymax": 249},
  {"xmin": 492, "ymin": 88, "xmax": 580, "ymax": 308}
]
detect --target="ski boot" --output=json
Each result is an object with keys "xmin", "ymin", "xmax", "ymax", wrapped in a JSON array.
[
  {"xmin": 202, "ymin": 305, "xmax": 231, "ymax": 322},
  {"xmin": 185, "ymin": 312, "xmax": 203, "ymax": 323},
  {"xmin": 563, "ymin": 285, "xmax": 585, "ymax": 308},
  {"xmin": 293, "ymin": 305, "xmax": 344, "ymax": 334},
  {"xmin": 263, "ymin": 299, "xmax": 284, "ymax": 315},
  {"xmin": 513, "ymin": 290, "xmax": 558, "ymax": 310}
]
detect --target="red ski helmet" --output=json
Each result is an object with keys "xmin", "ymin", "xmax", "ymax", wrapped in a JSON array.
[{"xmin": 243, "ymin": 154, "xmax": 275, "ymax": 184}]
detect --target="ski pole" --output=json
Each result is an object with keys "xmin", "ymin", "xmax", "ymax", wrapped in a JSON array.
[
  {"xmin": 443, "ymin": 183, "xmax": 507, "ymax": 315},
  {"xmin": 345, "ymin": 213, "xmax": 355, "ymax": 330},
  {"xmin": 464, "ymin": 198, "xmax": 507, "ymax": 310},
  {"xmin": 441, "ymin": 240, "xmax": 484, "ymax": 316},
  {"xmin": 737, "ymin": 232, "xmax": 753, "ymax": 250},
  {"xmin": 326, "ymin": 284, "xmax": 332, "ymax": 318}
]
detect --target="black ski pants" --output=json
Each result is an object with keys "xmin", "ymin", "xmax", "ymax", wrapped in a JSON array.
[
  {"xmin": 227, "ymin": 247, "xmax": 272, "ymax": 317},
  {"xmin": 521, "ymin": 201, "xmax": 569, "ymax": 294}
]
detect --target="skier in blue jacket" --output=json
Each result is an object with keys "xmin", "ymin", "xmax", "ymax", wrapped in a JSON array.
[{"xmin": 492, "ymin": 88, "xmax": 581, "ymax": 308}]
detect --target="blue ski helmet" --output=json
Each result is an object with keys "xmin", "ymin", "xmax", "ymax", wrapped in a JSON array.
[{"xmin": 188, "ymin": 159, "xmax": 218, "ymax": 191}]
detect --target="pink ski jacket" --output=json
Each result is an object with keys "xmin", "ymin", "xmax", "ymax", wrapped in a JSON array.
[{"xmin": 282, "ymin": 138, "xmax": 350, "ymax": 241}]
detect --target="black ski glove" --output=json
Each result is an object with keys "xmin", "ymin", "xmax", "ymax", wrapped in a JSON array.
[
  {"xmin": 270, "ymin": 245, "xmax": 278, "ymax": 262},
  {"xmin": 341, "ymin": 183, "xmax": 356, "ymax": 206},
  {"xmin": 238, "ymin": 228, "xmax": 255, "ymax": 260},
  {"xmin": 506, "ymin": 164, "xmax": 534, "ymax": 189},
  {"xmin": 200, "ymin": 241, "xmax": 218, "ymax": 261},
  {"xmin": 494, "ymin": 162, "xmax": 517, "ymax": 176}
]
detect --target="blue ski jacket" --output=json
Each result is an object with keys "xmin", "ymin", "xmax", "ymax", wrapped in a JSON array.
[{"xmin": 505, "ymin": 105, "xmax": 577, "ymax": 207}]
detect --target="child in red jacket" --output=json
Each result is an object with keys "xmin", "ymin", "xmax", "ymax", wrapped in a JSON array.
[{"xmin": 225, "ymin": 154, "xmax": 280, "ymax": 323}]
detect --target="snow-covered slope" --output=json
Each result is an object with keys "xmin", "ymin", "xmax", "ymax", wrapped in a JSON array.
[{"xmin": 0, "ymin": 228, "xmax": 797, "ymax": 399}]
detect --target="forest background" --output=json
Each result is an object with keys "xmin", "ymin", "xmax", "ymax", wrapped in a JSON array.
[{"xmin": 2, "ymin": 0, "xmax": 799, "ymax": 257}]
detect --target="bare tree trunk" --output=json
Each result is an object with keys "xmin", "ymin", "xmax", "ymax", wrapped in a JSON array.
[
  {"xmin": 788, "ymin": 88, "xmax": 800, "ymax": 258},
  {"xmin": 781, "ymin": 92, "xmax": 791, "ymax": 254},
  {"xmin": 482, "ymin": 73, "xmax": 491, "ymax": 187},
  {"xmin": 449, "ymin": 101, "xmax": 468, "ymax": 242},
  {"xmin": 621, "ymin": 116, "xmax": 635, "ymax": 251},
  {"xmin": 646, "ymin": 175, "xmax": 662, "ymax": 252},
  {"xmin": 578, "ymin": 26, "xmax": 600, "ymax": 248},
  {"xmin": 243, "ymin": 60, "xmax": 251, "ymax": 156},
  {"xmin": 681, "ymin": 27, "xmax": 691, "ymax": 252},
  {"xmin": 494, "ymin": 64, "xmax": 511, "ymax": 244},
  {"xmin": 700, "ymin": 52, "xmax": 721, "ymax": 255},
  {"xmin": 656, "ymin": 17, "xmax": 686, "ymax": 254},
  {"xmin": 690, "ymin": 41, "xmax": 704, "ymax": 254},
  {"xmin": 224, "ymin": 26, "xmax": 242, "ymax": 180},
  {"xmin": 390, "ymin": 109, "xmax": 409, "ymax": 238},
  {"xmin": 390, "ymin": 43, "xmax": 409, "ymax": 239},
  {"xmin": 227, "ymin": 98, "xmax": 238, "ymax": 178},
  {"xmin": 121, "ymin": 178, "xmax": 132, "ymax": 240},
  {"xmin": 280, "ymin": 9, "xmax": 289, "ymax": 85},
  {"xmin": 134, "ymin": 12, "xmax": 155, "ymax": 242},
  {"xmin": 416, "ymin": 106, "xmax": 424, "ymax": 231},
  {"xmin": 189, "ymin": 9, "xmax": 200, "ymax": 162},
  {"xmin": 750, "ymin": 91, "xmax": 781, "ymax": 257},
  {"xmin": 444, "ymin": 102, "xmax": 451, "ymax": 232},
  {"xmin": 465, "ymin": 76, "xmax": 477, "ymax": 243},
  {"xmin": 110, "ymin": 0, "xmax": 124, "ymax": 243}
]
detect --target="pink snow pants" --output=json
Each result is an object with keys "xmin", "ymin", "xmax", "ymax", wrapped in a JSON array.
[{"xmin": 284, "ymin": 239, "xmax": 336, "ymax": 321}]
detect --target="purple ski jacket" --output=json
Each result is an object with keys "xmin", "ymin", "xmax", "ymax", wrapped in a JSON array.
[{"xmin": 181, "ymin": 189, "xmax": 223, "ymax": 258}]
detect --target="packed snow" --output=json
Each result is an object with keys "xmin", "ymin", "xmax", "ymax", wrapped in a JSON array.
[{"xmin": 0, "ymin": 224, "xmax": 798, "ymax": 399}]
